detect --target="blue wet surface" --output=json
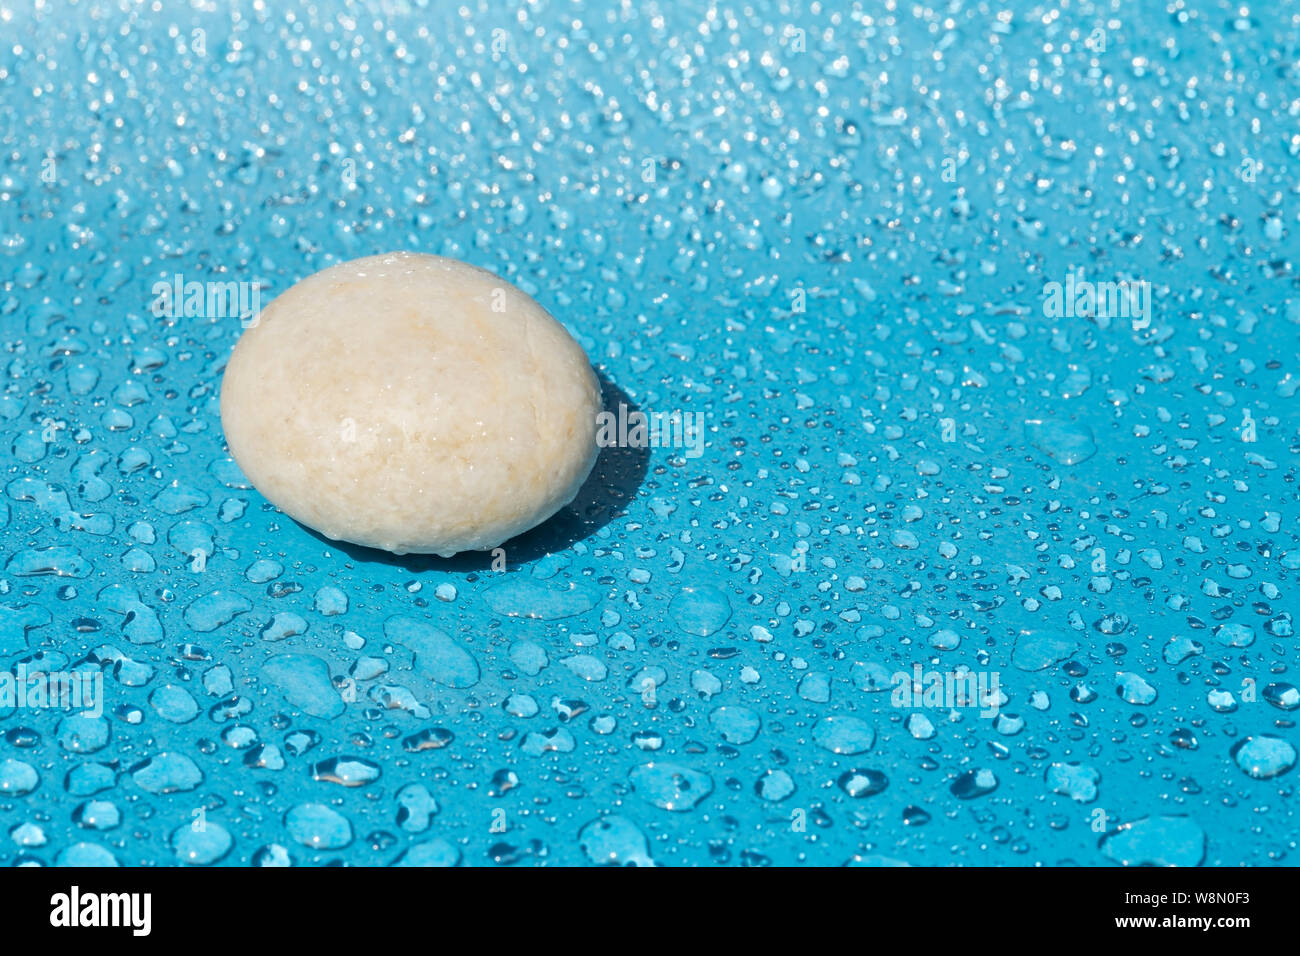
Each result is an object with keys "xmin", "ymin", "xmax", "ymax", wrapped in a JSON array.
[{"xmin": 0, "ymin": 0, "xmax": 1298, "ymax": 866}]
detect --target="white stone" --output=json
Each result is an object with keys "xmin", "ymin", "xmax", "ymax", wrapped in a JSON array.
[{"xmin": 220, "ymin": 252, "xmax": 601, "ymax": 556}]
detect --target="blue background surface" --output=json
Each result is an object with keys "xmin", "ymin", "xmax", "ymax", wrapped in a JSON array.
[{"xmin": 0, "ymin": 0, "xmax": 1297, "ymax": 865}]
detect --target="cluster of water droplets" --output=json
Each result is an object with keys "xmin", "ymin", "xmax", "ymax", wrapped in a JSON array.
[{"xmin": 0, "ymin": 0, "xmax": 1296, "ymax": 865}]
